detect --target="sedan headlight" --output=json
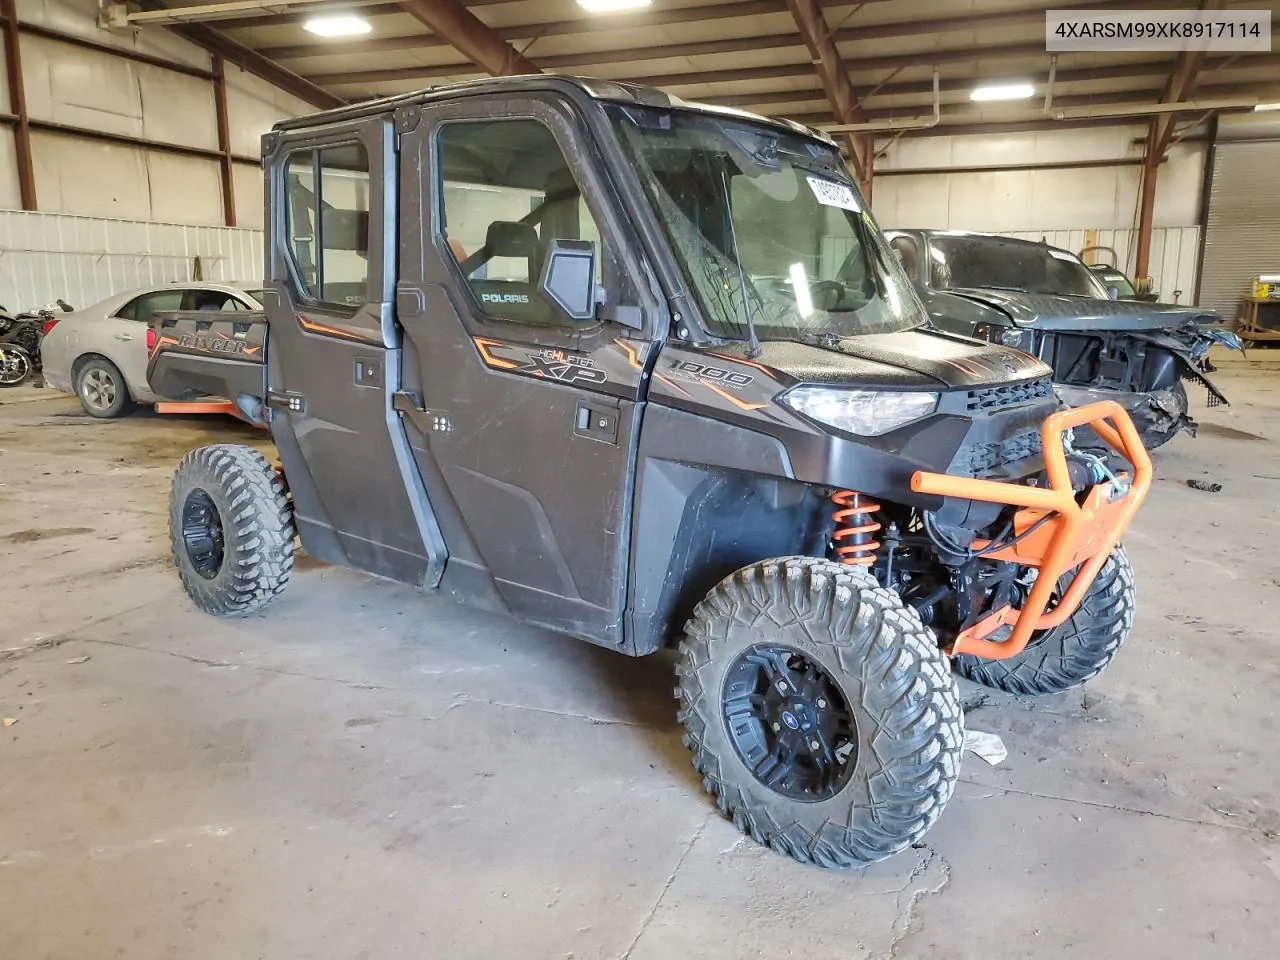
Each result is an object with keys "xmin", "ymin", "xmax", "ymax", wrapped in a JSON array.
[
  {"xmin": 780, "ymin": 386, "xmax": 939, "ymax": 436},
  {"xmin": 977, "ymin": 323, "xmax": 1035, "ymax": 351}
]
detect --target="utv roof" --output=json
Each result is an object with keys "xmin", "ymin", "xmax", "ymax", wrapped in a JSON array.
[{"xmin": 272, "ymin": 74, "xmax": 834, "ymax": 145}]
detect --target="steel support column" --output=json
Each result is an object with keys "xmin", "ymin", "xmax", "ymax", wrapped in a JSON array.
[{"xmin": 1, "ymin": 0, "xmax": 36, "ymax": 210}]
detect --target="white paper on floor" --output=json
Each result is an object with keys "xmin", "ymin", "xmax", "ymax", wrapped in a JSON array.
[{"xmin": 963, "ymin": 729, "xmax": 1007, "ymax": 766}]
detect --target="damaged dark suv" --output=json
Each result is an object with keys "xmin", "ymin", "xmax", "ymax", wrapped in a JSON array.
[{"xmin": 885, "ymin": 229, "xmax": 1239, "ymax": 448}]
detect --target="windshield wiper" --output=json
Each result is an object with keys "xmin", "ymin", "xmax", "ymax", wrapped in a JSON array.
[{"xmin": 974, "ymin": 284, "xmax": 1028, "ymax": 293}]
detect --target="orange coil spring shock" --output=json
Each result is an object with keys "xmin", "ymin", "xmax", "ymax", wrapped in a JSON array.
[{"xmin": 831, "ymin": 490, "xmax": 882, "ymax": 566}]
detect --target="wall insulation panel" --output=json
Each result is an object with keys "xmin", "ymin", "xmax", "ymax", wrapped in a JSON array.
[{"xmin": 0, "ymin": 209, "xmax": 263, "ymax": 308}]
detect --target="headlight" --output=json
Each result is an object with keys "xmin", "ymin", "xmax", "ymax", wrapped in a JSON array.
[
  {"xmin": 780, "ymin": 386, "xmax": 939, "ymax": 436},
  {"xmin": 977, "ymin": 324, "xmax": 1035, "ymax": 351}
]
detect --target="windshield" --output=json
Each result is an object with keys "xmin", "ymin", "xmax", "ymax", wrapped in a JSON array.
[
  {"xmin": 609, "ymin": 106, "xmax": 926, "ymax": 340},
  {"xmin": 929, "ymin": 236, "xmax": 1108, "ymax": 298},
  {"xmin": 1091, "ymin": 268, "xmax": 1136, "ymax": 298}
]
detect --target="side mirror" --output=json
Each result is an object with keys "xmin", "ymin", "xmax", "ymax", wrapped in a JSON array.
[
  {"xmin": 538, "ymin": 239, "xmax": 597, "ymax": 324},
  {"xmin": 1107, "ymin": 285, "xmax": 1120, "ymax": 300}
]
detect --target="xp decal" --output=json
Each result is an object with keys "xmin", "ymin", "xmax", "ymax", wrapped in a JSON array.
[{"xmin": 473, "ymin": 338, "xmax": 608, "ymax": 385}]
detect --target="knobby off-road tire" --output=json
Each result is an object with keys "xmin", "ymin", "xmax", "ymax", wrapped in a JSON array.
[
  {"xmin": 953, "ymin": 546, "xmax": 1135, "ymax": 696},
  {"xmin": 677, "ymin": 557, "xmax": 964, "ymax": 868},
  {"xmin": 169, "ymin": 444, "xmax": 295, "ymax": 617}
]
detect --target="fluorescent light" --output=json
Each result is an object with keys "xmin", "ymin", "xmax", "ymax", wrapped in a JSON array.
[
  {"xmin": 789, "ymin": 263, "xmax": 814, "ymax": 318},
  {"xmin": 970, "ymin": 82, "xmax": 1035, "ymax": 102},
  {"xmin": 304, "ymin": 15, "xmax": 372, "ymax": 38},
  {"xmin": 577, "ymin": 0, "xmax": 652, "ymax": 12},
  {"xmin": 1255, "ymin": 102, "xmax": 1280, "ymax": 112}
]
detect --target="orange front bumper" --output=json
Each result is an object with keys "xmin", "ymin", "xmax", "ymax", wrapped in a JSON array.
[{"xmin": 910, "ymin": 400, "xmax": 1152, "ymax": 660}]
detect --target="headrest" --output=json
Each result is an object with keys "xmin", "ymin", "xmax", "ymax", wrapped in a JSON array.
[{"xmin": 485, "ymin": 221, "xmax": 539, "ymax": 259}]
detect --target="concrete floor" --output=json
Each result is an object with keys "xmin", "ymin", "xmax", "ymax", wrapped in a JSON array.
[{"xmin": 2, "ymin": 368, "xmax": 1279, "ymax": 960}]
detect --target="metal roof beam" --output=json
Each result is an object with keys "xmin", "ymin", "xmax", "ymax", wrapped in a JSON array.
[{"xmin": 398, "ymin": 0, "xmax": 539, "ymax": 76}]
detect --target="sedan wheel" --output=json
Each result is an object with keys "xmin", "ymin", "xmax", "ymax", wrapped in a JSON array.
[{"xmin": 75, "ymin": 358, "xmax": 135, "ymax": 419}]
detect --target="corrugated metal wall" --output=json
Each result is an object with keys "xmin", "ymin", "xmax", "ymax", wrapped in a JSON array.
[
  {"xmin": 0, "ymin": 210, "xmax": 262, "ymax": 309},
  {"xmin": 1003, "ymin": 227, "xmax": 1203, "ymax": 307},
  {"xmin": 1198, "ymin": 140, "xmax": 1280, "ymax": 322}
]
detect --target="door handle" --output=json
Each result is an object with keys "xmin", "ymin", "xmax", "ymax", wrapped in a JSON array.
[{"xmin": 114, "ymin": 333, "xmax": 133, "ymax": 341}]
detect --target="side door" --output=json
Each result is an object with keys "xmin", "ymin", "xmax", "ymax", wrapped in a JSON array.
[
  {"xmin": 112, "ymin": 289, "xmax": 185, "ymax": 398},
  {"xmin": 262, "ymin": 116, "xmax": 446, "ymax": 586},
  {"xmin": 395, "ymin": 98, "xmax": 661, "ymax": 645}
]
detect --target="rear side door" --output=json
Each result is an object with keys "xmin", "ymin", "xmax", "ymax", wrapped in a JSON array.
[
  {"xmin": 262, "ymin": 116, "xmax": 446, "ymax": 585},
  {"xmin": 394, "ymin": 96, "xmax": 663, "ymax": 645},
  {"xmin": 110, "ymin": 289, "xmax": 184, "ymax": 398}
]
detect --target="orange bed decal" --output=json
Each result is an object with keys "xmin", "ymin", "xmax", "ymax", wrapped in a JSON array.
[{"xmin": 911, "ymin": 400, "xmax": 1152, "ymax": 660}]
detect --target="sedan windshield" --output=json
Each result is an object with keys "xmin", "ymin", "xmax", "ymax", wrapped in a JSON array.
[
  {"xmin": 609, "ymin": 106, "xmax": 926, "ymax": 341},
  {"xmin": 929, "ymin": 236, "xmax": 1108, "ymax": 298}
]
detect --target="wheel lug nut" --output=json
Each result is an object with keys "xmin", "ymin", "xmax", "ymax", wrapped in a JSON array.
[
  {"xmin": 810, "ymin": 740, "xmax": 821, "ymax": 750},
  {"xmin": 772, "ymin": 722, "xmax": 781, "ymax": 732},
  {"xmin": 817, "ymin": 698, "xmax": 827, "ymax": 708},
  {"xmin": 776, "ymin": 681, "xmax": 787, "ymax": 692}
]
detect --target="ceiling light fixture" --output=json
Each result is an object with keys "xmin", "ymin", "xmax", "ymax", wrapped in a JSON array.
[
  {"xmin": 577, "ymin": 0, "xmax": 653, "ymax": 12},
  {"xmin": 304, "ymin": 15, "xmax": 372, "ymax": 38},
  {"xmin": 1255, "ymin": 102, "xmax": 1280, "ymax": 112},
  {"xmin": 970, "ymin": 82, "xmax": 1036, "ymax": 102}
]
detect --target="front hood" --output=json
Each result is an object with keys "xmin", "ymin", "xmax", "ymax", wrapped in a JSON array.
[
  {"xmin": 946, "ymin": 288, "xmax": 1220, "ymax": 331},
  {"xmin": 721, "ymin": 328, "xmax": 1051, "ymax": 390}
]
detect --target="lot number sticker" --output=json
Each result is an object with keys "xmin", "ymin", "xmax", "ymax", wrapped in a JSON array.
[{"xmin": 806, "ymin": 176, "xmax": 860, "ymax": 211}]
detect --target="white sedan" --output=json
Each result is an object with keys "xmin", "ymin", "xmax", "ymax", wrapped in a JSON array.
[{"xmin": 41, "ymin": 282, "xmax": 264, "ymax": 418}]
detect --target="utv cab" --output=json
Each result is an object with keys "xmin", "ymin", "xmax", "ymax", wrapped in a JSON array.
[{"xmin": 151, "ymin": 76, "xmax": 1150, "ymax": 869}]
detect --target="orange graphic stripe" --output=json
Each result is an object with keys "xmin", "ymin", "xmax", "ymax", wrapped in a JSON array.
[
  {"xmin": 472, "ymin": 337, "xmax": 520, "ymax": 371},
  {"xmin": 614, "ymin": 337, "xmax": 643, "ymax": 370},
  {"xmin": 149, "ymin": 335, "xmax": 179, "ymax": 360},
  {"xmin": 654, "ymin": 373, "xmax": 692, "ymax": 397},
  {"xmin": 298, "ymin": 314, "xmax": 373, "ymax": 342},
  {"xmin": 705, "ymin": 382, "xmax": 767, "ymax": 411}
]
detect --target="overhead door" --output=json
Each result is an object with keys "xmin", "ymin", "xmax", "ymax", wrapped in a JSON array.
[{"xmin": 1199, "ymin": 140, "xmax": 1280, "ymax": 320}]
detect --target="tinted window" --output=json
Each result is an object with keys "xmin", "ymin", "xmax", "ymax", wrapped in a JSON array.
[
  {"xmin": 438, "ymin": 120, "xmax": 603, "ymax": 327},
  {"xmin": 284, "ymin": 143, "xmax": 371, "ymax": 308},
  {"xmin": 117, "ymin": 290, "xmax": 184, "ymax": 323},
  {"xmin": 182, "ymin": 289, "xmax": 247, "ymax": 312}
]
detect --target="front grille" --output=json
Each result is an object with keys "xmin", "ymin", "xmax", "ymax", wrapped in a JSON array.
[
  {"xmin": 965, "ymin": 377, "xmax": 1053, "ymax": 412},
  {"xmin": 957, "ymin": 429, "xmax": 1043, "ymax": 475}
]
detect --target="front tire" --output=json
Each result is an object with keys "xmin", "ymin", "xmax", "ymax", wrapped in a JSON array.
[
  {"xmin": 678, "ymin": 557, "xmax": 963, "ymax": 868},
  {"xmin": 76, "ymin": 357, "xmax": 135, "ymax": 418},
  {"xmin": 169, "ymin": 444, "xmax": 295, "ymax": 617},
  {"xmin": 953, "ymin": 546, "xmax": 1135, "ymax": 696}
]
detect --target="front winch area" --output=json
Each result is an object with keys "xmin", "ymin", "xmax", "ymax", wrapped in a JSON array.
[{"xmin": 911, "ymin": 400, "xmax": 1152, "ymax": 659}]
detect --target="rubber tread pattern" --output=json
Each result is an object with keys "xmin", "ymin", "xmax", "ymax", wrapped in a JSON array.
[
  {"xmin": 169, "ymin": 444, "xmax": 295, "ymax": 617},
  {"xmin": 677, "ymin": 557, "xmax": 964, "ymax": 868},
  {"xmin": 953, "ymin": 546, "xmax": 1135, "ymax": 695}
]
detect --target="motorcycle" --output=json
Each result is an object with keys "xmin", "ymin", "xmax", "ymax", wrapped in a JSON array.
[{"xmin": 0, "ymin": 299, "xmax": 72, "ymax": 387}]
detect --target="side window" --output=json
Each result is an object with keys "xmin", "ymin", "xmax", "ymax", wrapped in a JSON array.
[
  {"xmin": 181, "ymin": 289, "xmax": 241, "ymax": 312},
  {"xmin": 120, "ymin": 291, "xmax": 184, "ymax": 325},
  {"xmin": 283, "ymin": 143, "xmax": 371, "ymax": 308},
  {"xmin": 438, "ymin": 119, "xmax": 604, "ymax": 327}
]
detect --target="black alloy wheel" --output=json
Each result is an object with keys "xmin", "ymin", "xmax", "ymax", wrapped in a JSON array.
[
  {"xmin": 722, "ymin": 644, "xmax": 859, "ymax": 802},
  {"xmin": 181, "ymin": 488, "xmax": 225, "ymax": 579}
]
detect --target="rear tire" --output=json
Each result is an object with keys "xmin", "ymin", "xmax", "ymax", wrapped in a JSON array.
[
  {"xmin": 677, "ymin": 557, "xmax": 963, "ymax": 868},
  {"xmin": 169, "ymin": 444, "xmax": 295, "ymax": 617},
  {"xmin": 953, "ymin": 546, "xmax": 1135, "ymax": 696},
  {"xmin": 75, "ymin": 357, "xmax": 135, "ymax": 418}
]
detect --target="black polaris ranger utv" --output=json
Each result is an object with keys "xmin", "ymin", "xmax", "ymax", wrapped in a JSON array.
[{"xmin": 150, "ymin": 77, "xmax": 1151, "ymax": 869}]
